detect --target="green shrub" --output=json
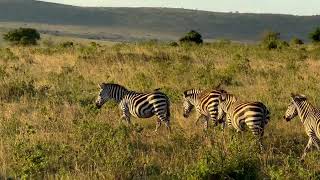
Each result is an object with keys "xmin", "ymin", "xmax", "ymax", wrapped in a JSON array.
[
  {"xmin": 168, "ymin": 41, "xmax": 178, "ymax": 47},
  {"xmin": 261, "ymin": 31, "xmax": 286, "ymax": 50},
  {"xmin": 179, "ymin": 30, "xmax": 203, "ymax": 44},
  {"xmin": 60, "ymin": 41, "xmax": 74, "ymax": 48},
  {"xmin": 13, "ymin": 141, "xmax": 74, "ymax": 179},
  {"xmin": 309, "ymin": 27, "xmax": 320, "ymax": 43},
  {"xmin": 188, "ymin": 137, "xmax": 261, "ymax": 179},
  {"xmin": 0, "ymin": 80, "xmax": 37, "ymax": 102},
  {"xmin": 290, "ymin": 37, "xmax": 304, "ymax": 45},
  {"xmin": 3, "ymin": 28, "xmax": 40, "ymax": 45}
]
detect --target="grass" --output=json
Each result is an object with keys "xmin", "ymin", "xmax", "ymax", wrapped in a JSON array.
[{"xmin": 1, "ymin": 40, "xmax": 320, "ymax": 179}]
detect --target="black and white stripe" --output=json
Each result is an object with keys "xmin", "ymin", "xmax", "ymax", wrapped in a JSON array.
[
  {"xmin": 182, "ymin": 89, "xmax": 225, "ymax": 129},
  {"xmin": 218, "ymin": 92, "xmax": 270, "ymax": 149},
  {"xmin": 284, "ymin": 93, "xmax": 320, "ymax": 160},
  {"xmin": 96, "ymin": 83, "xmax": 170, "ymax": 131}
]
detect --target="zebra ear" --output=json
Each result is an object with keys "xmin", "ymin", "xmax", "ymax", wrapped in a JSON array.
[
  {"xmin": 99, "ymin": 83, "xmax": 106, "ymax": 89},
  {"xmin": 183, "ymin": 90, "xmax": 188, "ymax": 97},
  {"xmin": 215, "ymin": 83, "xmax": 222, "ymax": 90},
  {"xmin": 297, "ymin": 94, "xmax": 307, "ymax": 100},
  {"xmin": 290, "ymin": 93, "xmax": 296, "ymax": 98}
]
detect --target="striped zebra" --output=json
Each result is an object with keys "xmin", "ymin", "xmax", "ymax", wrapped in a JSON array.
[
  {"xmin": 182, "ymin": 89, "xmax": 226, "ymax": 129},
  {"xmin": 284, "ymin": 93, "xmax": 320, "ymax": 160},
  {"xmin": 95, "ymin": 83, "xmax": 171, "ymax": 132},
  {"xmin": 217, "ymin": 92, "xmax": 270, "ymax": 149}
]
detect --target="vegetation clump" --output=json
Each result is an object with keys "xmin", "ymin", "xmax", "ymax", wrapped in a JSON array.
[
  {"xmin": 261, "ymin": 31, "xmax": 288, "ymax": 50},
  {"xmin": 309, "ymin": 27, "xmax": 320, "ymax": 43},
  {"xmin": 290, "ymin": 37, "xmax": 304, "ymax": 45},
  {"xmin": 60, "ymin": 41, "xmax": 74, "ymax": 48},
  {"xmin": 179, "ymin": 30, "xmax": 203, "ymax": 44},
  {"xmin": 3, "ymin": 28, "xmax": 40, "ymax": 45}
]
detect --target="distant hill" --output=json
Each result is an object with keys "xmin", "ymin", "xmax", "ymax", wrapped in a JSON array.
[{"xmin": 0, "ymin": 0, "xmax": 319, "ymax": 42}]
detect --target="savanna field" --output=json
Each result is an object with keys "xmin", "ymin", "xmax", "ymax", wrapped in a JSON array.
[{"xmin": 1, "ymin": 40, "xmax": 320, "ymax": 179}]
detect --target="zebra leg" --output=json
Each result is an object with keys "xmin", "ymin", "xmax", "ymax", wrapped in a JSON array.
[
  {"xmin": 258, "ymin": 133, "xmax": 264, "ymax": 151},
  {"xmin": 154, "ymin": 107, "xmax": 169, "ymax": 132},
  {"xmin": 195, "ymin": 114, "xmax": 204, "ymax": 125},
  {"xmin": 164, "ymin": 120, "xmax": 171, "ymax": 132},
  {"xmin": 154, "ymin": 119, "xmax": 162, "ymax": 132},
  {"xmin": 301, "ymin": 138, "xmax": 313, "ymax": 160},
  {"xmin": 257, "ymin": 127, "xmax": 264, "ymax": 151},
  {"xmin": 120, "ymin": 112, "xmax": 131, "ymax": 125},
  {"xmin": 119, "ymin": 102, "xmax": 131, "ymax": 125},
  {"xmin": 313, "ymin": 139, "xmax": 320, "ymax": 151},
  {"xmin": 203, "ymin": 117, "xmax": 209, "ymax": 130}
]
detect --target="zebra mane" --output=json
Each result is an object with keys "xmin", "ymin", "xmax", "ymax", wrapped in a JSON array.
[
  {"xmin": 291, "ymin": 95, "xmax": 320, "ymax": 121},
  {"xmin": 221, "ymin": 92, "xmax": 237, "ymax": 102},
  {"xmin": 183, "ymin": 89, "xmax": 202, "ymax": 97},
  {"xmin": 101, "ymin": 83, "xmax": 128, "ymax": 91},
  {"xmin": 291, "ymin": 93, "xmax": 307, "ymax": 101}
]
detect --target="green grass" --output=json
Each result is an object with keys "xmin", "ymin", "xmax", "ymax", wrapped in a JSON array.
[{"xmin": 1, "ymin": 40, "xmax": 320, "ymax": 179}]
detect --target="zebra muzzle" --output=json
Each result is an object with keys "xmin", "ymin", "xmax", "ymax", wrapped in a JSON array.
[
  {"xmin": 283, "ymin": 116, "xmax": 290, "ymax": 121},
  {"xmin": 96, "ymin": 103, "xmax": 102, "ymax": 109}
]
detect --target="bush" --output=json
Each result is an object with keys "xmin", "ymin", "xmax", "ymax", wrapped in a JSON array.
[
  {"xmin": 3, "ymin": 28, "xmax": 40, "ymax": 45},
  {"xmin": 309, "ymin": 27, "xmax": 320, "ymax": 43},
  {"xmin": 179, "ymin": 30, "xmax": 203, "ymax": 44},
  {"xmin": 60, "ymin": 41, "xmax": 74, "ymax": 48},
  {"xmin": 260, "ymin": 31, "xmax": 289, "ymax": 50},
  {"xmin": 262, "ymin": 31, "xmax": 280, "ymax": 42},
  {"xmin": 261, "ymin": 31, "xmax": 281, "ymax": 50},
  {"xmin": 0, "ymin": 80, "xmax": 37, "ymax": 102},
  {"xmin": 290, "ymin": 37, "xmax": 304, "ymax": 45},
  {"xmin": 168, "ymin": 41, "xmax": 178, "ymax": 47}
]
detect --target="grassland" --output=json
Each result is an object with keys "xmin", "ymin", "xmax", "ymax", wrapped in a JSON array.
[{"xmin": 1, "ymin": 39, "xmax": 320, "ymax": 179}]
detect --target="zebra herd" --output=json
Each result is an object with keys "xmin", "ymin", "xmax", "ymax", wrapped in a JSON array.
[{"xmin": 95, "ymin": 83, "xmax": 320, "ymax": 160}]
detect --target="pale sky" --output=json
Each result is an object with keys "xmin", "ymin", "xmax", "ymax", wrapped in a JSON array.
[{"xmin": 40, "ymin": 0, "xmax": 320, "ymax": 16}]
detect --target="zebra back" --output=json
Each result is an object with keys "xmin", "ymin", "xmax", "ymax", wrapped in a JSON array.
[
  {"xmin": 219, "ymin": 92, "xmax": 270, "ymax": 135},
  {"xmin": 183, "ymin": 88, "xmax": 225, "ymax": 120}
]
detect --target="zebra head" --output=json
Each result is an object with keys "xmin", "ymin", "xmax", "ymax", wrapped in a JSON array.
[
  {"xmin": 284, "ymin": 93, "xmax": 307, "ymax": 121},
  {"xmin": 182, "ymin": 89, "xmax": 200, "ymax": 118},
  {"xmin": 95, "ymin": 83, "xmax": 110, "ymax": 109},
  {"xmin": 95, "ymin": 83, "xmax": 128, "ymax": 109}
]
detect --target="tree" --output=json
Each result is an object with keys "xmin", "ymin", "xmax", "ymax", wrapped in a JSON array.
[
  {"xmin": 179, "ymin": 30, "xmax": 203, "ymax": 44},
  {"xmin": 309, "ymin": 27, "xmax": 320, "ymax": 43},
  {"xmin": 3, "ymin": 28, "xmax": 40, "ymax": 45}
]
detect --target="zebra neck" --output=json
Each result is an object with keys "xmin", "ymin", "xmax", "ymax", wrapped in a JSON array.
[
  {"xmin": 295, "ymin": 100, "xmax": 314, "ymax": 124},
  {"xmin": 223, "ymin": 96, "xmax": 237, "ymax": 112},
  {"xmin": 112, "ymin": 89, "xmax": 129, "ymax": 102},
  {"xmin": 192, "ymin": 95, "xmax": 200, "ymax": 106}
]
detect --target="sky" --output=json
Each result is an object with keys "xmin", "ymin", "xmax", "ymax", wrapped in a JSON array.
[{"xmin": 40, "ymin": 0, "xmax": 320, "ymax": 16}]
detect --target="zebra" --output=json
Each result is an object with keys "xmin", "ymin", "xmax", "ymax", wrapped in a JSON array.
[
  {"xmin": 217, "ymin": 92, "xmax": 270, "ymax": 149},
  {"xmin": 284, "ymin": 93, "xmax": 320, "ymax": 160},
  {"xmin": 95, "ymin": 83, "xmax": 171, "ymax": 132},
  {"xmin": 182, "ymin": 89, "xmax": 226, "ymax": 129}
]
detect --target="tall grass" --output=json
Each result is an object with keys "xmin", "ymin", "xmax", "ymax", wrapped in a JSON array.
[{"xmin": 0, "ymin": 41, "xmax": 320, "ymax": 179}]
